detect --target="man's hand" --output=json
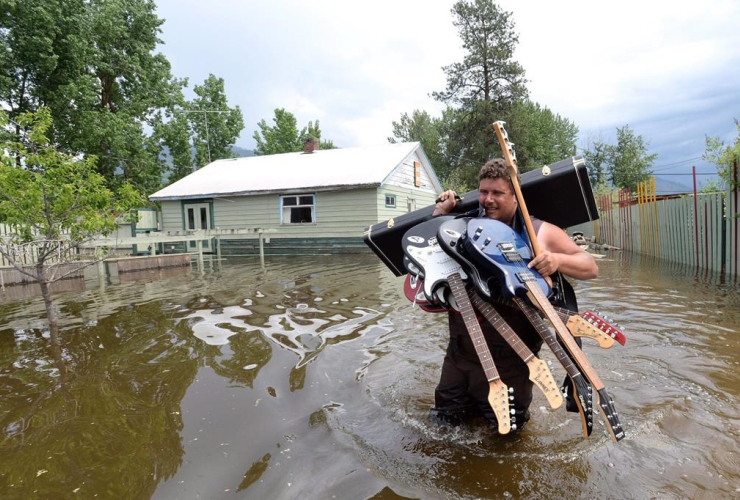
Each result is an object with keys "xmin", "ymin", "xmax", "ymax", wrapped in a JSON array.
[
  {"xmin": 433, "ymin": 190, "xmax": 458, "ymax": 216},
  {"xmin": 527, "ymin": 250, "xmax": 560, "ymax": 277}
]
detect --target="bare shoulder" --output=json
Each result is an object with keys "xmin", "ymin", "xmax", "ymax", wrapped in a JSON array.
[{"xmin": 537, "ymin": 222, "xmax": 584, "ymax": 255}]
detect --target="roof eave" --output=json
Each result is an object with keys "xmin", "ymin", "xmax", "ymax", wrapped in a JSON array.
[{"xmin": 149, "ymin": 182, "xmax": 382, "ymax": 201}]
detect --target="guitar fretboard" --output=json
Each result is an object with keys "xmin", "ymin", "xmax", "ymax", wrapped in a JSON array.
[
  {"xmin": 447, "ymin": 273, "xmax": 500, "ymax": 382},
  {"xmin": 513, "ymin": 297, "xmax": 579, "ymax": 378},
  {"xmin": 468, "ymin": 289, "xmax": 533, "ymax": 363}
]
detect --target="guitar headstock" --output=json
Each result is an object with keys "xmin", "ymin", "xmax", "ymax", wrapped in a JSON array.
[
  {"xmin": 492, "ymin": 121, "xmax": 519, "ymax": 179},
  {"xmin": 566, "ymin": 315, "xmax": 615, "ymax": 349},
  {"xmin": 567, "ymin": 374, "xmax": 594, "ymax": 438},
  {"xmin": 596, "ymin": 388, "xmax": 625, "ymax": 442},
  {"xmin": 526, "ymin": 357, "xmax": 563, "ymax": 409},
  {"xmin": 488, "ymin": 380, "xmax": 516, "ymax": 435},
  {"xmin": 580, "ymin": 310, "xmax": 627, "ymax": 346}
]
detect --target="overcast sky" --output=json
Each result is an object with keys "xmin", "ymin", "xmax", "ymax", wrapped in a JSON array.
[{"xmin": 154, "ymin": 0, "xmax": 740, "ymax": 190}]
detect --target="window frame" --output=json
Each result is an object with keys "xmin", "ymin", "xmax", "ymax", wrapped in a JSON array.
[
  {"xmin": 279, "ymin": 193, "xmax": 317, "ymax": 224},
  {"xmin": 385, "ymin": 193, "xmax": 396, "ymax": 208}
]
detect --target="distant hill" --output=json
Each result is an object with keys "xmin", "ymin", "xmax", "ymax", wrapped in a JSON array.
[
  {"xmin": 654, "ymin": 176, "xmax": 692, "ymax": 195},
  {"xmin": 232, "ymin": 146, "xmax": 254, "ymax": 157}
]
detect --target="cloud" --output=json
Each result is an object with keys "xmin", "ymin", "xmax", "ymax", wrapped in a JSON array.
[{"xmin": 156, "ymin": 0, "xmax": 740, "ymax": 173}]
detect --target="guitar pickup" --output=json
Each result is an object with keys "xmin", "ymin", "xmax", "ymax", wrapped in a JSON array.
[{"xmin": 516, "ymin": 272, "xmax": 536, "ymax": 283}]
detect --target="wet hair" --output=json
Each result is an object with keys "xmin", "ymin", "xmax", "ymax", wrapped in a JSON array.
[{"xmin": 478, "ymin": 158, "xmax": 513, "ymax": 187}]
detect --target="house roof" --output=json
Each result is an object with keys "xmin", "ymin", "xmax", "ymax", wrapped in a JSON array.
[{"xmin": 149, "ymin": 142, "xmax": 442, "ymax": 201}]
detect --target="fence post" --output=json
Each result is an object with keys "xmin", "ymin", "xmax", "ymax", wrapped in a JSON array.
[
  {"xmin": 693, "ymin": 166, "xmax": 699, "ymax": 269},
  {"xmin": 734, "ymin": 157, "xmax": 738, "ymax": 279}
]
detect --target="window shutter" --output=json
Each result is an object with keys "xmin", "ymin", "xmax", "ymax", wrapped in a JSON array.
[{"xmin": 414, "ymin": 161, "xmax": 421, "ymax": 187}]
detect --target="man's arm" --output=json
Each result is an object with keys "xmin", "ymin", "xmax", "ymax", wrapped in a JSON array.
[{"xmin": 528, "ymin": 222, "xmax": 599, "ymax": 280}]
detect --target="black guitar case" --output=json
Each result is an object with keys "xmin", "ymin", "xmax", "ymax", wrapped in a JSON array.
[{"xmin": 365, "ymin": 156, "xmax": 597, "ymax": 276}]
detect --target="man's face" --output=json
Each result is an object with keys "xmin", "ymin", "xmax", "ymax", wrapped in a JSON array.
[{"xmin": 478, "ymin": 177, "xmax": 517, "ymax": 223}]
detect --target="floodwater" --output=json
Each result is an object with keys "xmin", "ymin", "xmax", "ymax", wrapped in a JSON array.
[{"xmin": 1, "ymin": 253, "xmax": 739, "ymax": 499}]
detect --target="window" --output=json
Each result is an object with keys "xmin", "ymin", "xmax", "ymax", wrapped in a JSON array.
[
  {"xmin": 281, "ymin": 194, "xmax": 315, "ymax": 224},
  {"xmin": 385, "ymin": 194, "xmax": 396, "ymax": 208}
]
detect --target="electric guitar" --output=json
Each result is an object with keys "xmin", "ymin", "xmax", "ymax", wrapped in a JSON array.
[{"xmin": 403, "ymin": 217, "xmax": 516, "ymax": 433}]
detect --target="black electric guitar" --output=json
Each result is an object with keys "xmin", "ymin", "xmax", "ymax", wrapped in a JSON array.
[{"xmin": 403, "ymin": 217, "xmax": 516, "ymax": 433}]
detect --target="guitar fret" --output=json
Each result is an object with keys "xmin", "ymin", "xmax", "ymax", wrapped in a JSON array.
[
  {"xmin": 524, "ymin": 283, "xmax": 606, "ymax": 390},
  {"xmin": 468, "ymin": 290, "xmax": 535, "ymax": 363},
  {"xmin": 447, "ymin": 274, "xmax": 501, "ymax": 382}
]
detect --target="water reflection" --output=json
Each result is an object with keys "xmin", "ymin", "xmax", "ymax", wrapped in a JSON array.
[{"xmin": 0, "ymin": 253, "xmax": 739, "ymax": 498}]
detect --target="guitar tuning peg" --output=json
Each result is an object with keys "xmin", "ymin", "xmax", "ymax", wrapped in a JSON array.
[
  {"xmin": 587, "ymin": 422, "xmax": 593, "ymax": 427},
  {"xmin": 510, "ymin": 409, "xmax": 516, "ymax": 415},
  {"xmin": 509, "ymin": 395, "xmax": 515, "ymax": 401},
  {"xmin": 508, "ymin": 387, "xmax": 515, "ymax": 394},
  {"xmin": 511, "ymin": 424, "xmax": 517, "ymax": 431}
]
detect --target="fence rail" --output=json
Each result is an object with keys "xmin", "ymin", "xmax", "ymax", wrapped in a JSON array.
[{"xmin": 570, "ymin": 160, "xmax": 739, "ymax": 279}]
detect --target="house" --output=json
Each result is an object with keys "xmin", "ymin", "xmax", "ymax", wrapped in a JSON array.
[{"xmin": 148, "ymin": 140, "xmax": 443, "ymax": 256}]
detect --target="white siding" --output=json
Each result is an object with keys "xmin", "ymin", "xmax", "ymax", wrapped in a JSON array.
[
  {"xmin": 377, "ymin": 185, "xmax": 437, "ymax": 221},
  {"xmin": 210, "ymin": 188, "xmax": 379, "ymax": 238},
  {"xmin": 383, "ymin": 151, "xmax": 438, "ymax": 194},
  {"xmin": 161, "ymin": 201, "xmax": 183, "ymax": 232}
]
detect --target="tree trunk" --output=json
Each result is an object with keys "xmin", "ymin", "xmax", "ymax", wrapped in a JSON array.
[{"xmin": 38, "ymin": 279, "xmax": 60, "ymax": 343}]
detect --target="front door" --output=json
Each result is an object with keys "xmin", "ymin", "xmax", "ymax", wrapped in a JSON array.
[{"xmin": 184, "ymin": 203, "xmax": 212, "ymax": 252}]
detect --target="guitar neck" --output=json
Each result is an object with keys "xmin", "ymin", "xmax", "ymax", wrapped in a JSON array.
[
  {"xmin": 512, "ymin": 297, "xmax": 581, "ymax": 379},
  {"xmin": 492, "ymin": 121, "xmax": 542, "ymax": 255},
  {"xmin": 468, "ymin": 289, "xmax": 534, "ymax": 363},
  {"xmin": 447, "ymin": 273, "xmax": 500, "ymax": 382},
  {"xmin": 524, "ymin": 282, "xmax": 605, "ymax": 391}
]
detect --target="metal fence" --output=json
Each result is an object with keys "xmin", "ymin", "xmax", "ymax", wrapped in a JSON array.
[{"xmin": 569, "ymin": 161, "xmax": 739, "ymax": 279}]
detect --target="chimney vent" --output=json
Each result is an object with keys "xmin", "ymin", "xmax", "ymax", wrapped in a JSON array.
[{"xmin": 303, "ymin": 136, "xmax": 320, "ymax": 154}]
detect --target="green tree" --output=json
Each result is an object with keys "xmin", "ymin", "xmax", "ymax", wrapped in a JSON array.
[
  {"xmin": 704, "ymin": 119, "xmax": 740, "ymax": 188},
  {"xmin": 0, "ymin": 0, "xmax": 245, "ymax": 196},
  {"xmin": 432, "ymin": 0, "xmax": 527, "ymax": 108},
  {"xmin": 0, "ymin": 109, "xmax": 143, "ymax": 337},
  {"xmin": 189, "ymin": 74, "xmax": 245, "ymax": 169},
  {"xmin": 581, "ymin": 134, "xmax": 610, "ymax": 187},
  {"xmin": 253, "ymin": 109, "xmax": 336, "ymax": 155},
  {"xmin": 504, "ymin": 100, "xmax": 578, "ymax": 172},
  {"xmin": 388, "ymin": 110, "xmax": 446, "ymax": 179},
  {"xmin": 606, "ymin": 125, "xmax": 658, "ymax": 190},
  {"xmin": 429, "ymin": 0, "xmax": 530, "ymax": 188}
]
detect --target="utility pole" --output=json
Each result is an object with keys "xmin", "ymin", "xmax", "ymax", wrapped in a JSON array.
[{"xmin": 173, "ymin": 109, "xmax": 232, "ymax": 167}]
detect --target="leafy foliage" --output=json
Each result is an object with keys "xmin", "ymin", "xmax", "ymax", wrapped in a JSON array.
[
  {"xmin": 388, "ymin": 0, "xmax": 577, "ymax": 191},
  {"xmin": 607, "ymin": 125, "xmax": 658, "ymax": 190},
  {"xmin": 0, "ymin": 0, "xmax": 244, "ymax": 195},
  {"xmin": 704, "ymin": 119, "xmax": 740, "ymax": 188},
  {"xmin": 252, "ymin": 108, "xmax": 336, "ymax": 155},
  {"xmin": 388, "ymin": 110, "xmax": 445, "ymax": 178},
  {"xmin": 504, "ymin": 100, "xmax": 579, "ymax": 172},
  {"xmin": 0, "ymin": 109, "xmax": 143, "ymax": 245},
  {"xmin": 0, "ymin": 108, "xmax": 143, "ymax": 331},
  {"xmin": 432, "ymin": 0, "xmax": 527, "ymax": 108},
  {"xmin": 580, "ymin": 125, "xmax": 657, "ymax": 190}
]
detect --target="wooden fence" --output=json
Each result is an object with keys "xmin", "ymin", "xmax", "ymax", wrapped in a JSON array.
[{"xmin": 569, "ymin": 161, "xmax": 739, "ymax": 279}]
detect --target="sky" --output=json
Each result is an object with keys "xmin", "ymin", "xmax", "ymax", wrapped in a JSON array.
[{"xmin": 154, "ymin": 0, "xmax": 740, "ymax": 191}]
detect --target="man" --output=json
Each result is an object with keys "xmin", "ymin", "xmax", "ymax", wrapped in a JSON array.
[{"xmin": 429, "ymin": 158, "xmax": 598, "ymax": 431}]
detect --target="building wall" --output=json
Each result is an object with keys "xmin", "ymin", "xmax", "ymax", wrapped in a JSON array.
[
  {"xmin": 383, "ymin": 150, "xmax": 439, "ymax": 194},
  {"xmin": 159, "ymin": 188, "xmax": 381, "ymax": 255},
  {"xmin": 377, "ymin": 184, "xmax": 437, "ymax": 221}
]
